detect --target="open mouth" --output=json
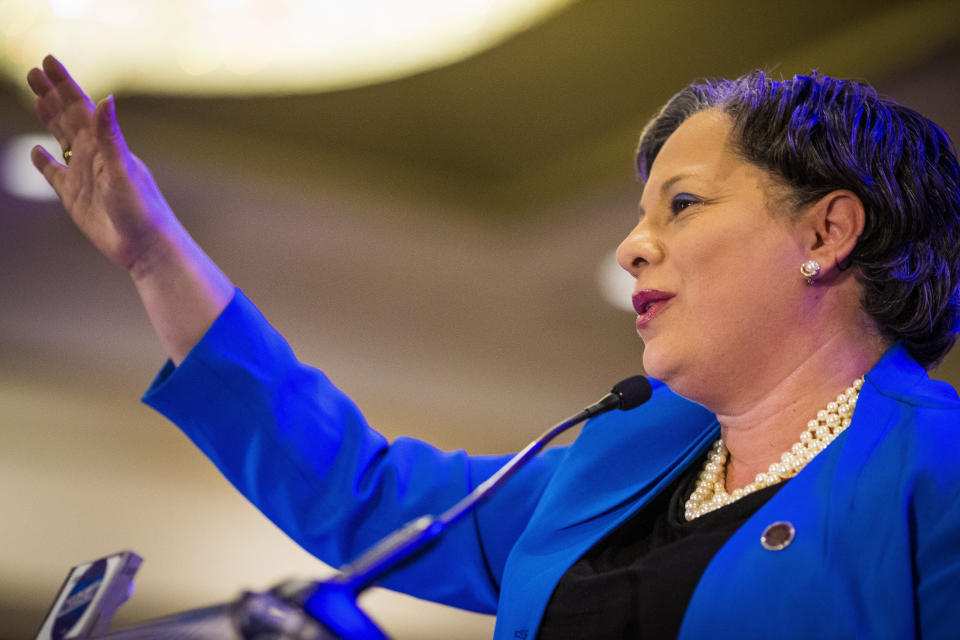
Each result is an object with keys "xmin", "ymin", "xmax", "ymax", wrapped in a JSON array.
[
  {"xmin": 632, "ymin": 290, "xmax": 675, "ymax": 329},
  {"xmin": 632, "ymin": 290, "xmax": 675, "ymax": 316}
]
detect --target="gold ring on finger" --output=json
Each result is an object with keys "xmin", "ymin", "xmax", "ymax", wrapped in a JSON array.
[{"xmin": 63, "ymin": 148, "xmax": 72, "ymax": 164}]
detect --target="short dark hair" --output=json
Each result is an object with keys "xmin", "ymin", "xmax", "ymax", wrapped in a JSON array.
[{"xmin": 636, "ymin": 71, "xmax": 960, "ymax": 369}]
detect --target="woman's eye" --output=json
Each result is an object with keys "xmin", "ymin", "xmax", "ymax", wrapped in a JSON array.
[{"xmin": 670, "ymin": 194, "xmax": 700, "ymax": 215}]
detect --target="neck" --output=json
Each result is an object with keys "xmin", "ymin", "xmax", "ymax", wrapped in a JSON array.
[{"xmin": 715, "ymin": 331, "xmax": 888, "ymax": 491}]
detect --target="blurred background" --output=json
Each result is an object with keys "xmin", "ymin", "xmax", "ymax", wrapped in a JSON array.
[{"xmin": 1, "ymin": 0, "xmax": 959, "ymax": 637}]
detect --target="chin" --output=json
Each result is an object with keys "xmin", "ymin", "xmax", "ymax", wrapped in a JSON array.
[
  {"xmin": 640, "ymin": 342, "xmax": 675, "ymax": 383},
  {"xmin": 641, "ymin": 343, "xmax": 702, "ymax": 404}
]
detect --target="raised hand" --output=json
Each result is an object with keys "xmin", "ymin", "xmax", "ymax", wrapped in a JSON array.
[
  {"xmin": 27, "ymin": 55, "xmax": 179, "ymax": 273},
  {"xmin": 26, "ymin": 55, "xmax": 233, "ymax": 364}
]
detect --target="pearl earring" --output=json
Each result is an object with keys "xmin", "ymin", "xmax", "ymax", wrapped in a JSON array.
[{"xmin": 800, "ymin": 260, "xmax": 821, "ymax": 285}]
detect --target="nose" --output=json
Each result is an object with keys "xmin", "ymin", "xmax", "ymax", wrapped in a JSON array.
[{"xmin": 616, "ymin": 221, "xmax": 662, "ymax": 278}]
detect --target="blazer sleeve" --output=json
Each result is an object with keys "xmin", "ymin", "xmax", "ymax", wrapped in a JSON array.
[
  {"xmin": 911, "ymin": 416, "xmax": 960, "ymax": 639},
  {"xmin": 142, "ymin": 289, "xmax": 566, "ymax": 614}
]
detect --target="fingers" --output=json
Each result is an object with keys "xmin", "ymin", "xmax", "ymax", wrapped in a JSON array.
[
  {"xmin": 27, "ymin": 61, "xmax": 67, "ymax": 125},
  {"xmin": 94, "ymin": 95, "xmax": 128, "ymax": 162},
  {"xmin": 26, "ymin": 66, "xmax": 57, "ymax": 101},
  {"xmin": 41, "ymin": 55, "xmax": 94, "ymax": 109},
  {"xmin": 30, "ymin": 145, "xmax": 66, "ymax": 195},
  {"xmin": 27, "ymin": 55, "xmax": 95, "ymax": 149},
  {"xmin": 27, "ymin": 66, "xmax": 65, "ymax": 135},
  {"xmin": 34, "ymin": 97, "xmax": 69, "ymax": 147}
]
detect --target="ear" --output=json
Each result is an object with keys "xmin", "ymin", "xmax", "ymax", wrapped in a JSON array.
[{"xmin": 803, "ymin": 190, "xmax": 865, "ymax": 277}]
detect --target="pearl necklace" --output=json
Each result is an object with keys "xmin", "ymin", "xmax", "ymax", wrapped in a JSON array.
[{"xmin": 684, "ymin": 376, "xmax": 864, "ymax": 521}]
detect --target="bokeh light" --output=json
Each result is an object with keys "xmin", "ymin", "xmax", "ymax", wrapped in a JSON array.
[
  {"xmin": 0, "ymin": 133, "xmax": 59, "ymax": 201},
  {"xmin": 597, "ymin": 249, "xmax": 636, "ymax": 313}
]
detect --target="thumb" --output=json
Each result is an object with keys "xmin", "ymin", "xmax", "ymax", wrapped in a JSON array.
[{"xmin": 94, "ymin": 95, "xmax": 129, "ymax": 160}]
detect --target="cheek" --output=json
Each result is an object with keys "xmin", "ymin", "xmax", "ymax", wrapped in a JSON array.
[
  {"xmin": 678, "ymin": 231, "xmax": 747, "ymax": 306},
  {"xmin": 679, "ymin": 228, "xmax": 796, "ymax": 333}
]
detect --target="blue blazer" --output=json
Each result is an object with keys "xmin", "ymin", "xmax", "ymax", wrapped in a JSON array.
[{"xmin": 145, "ymin": 291, "xmax": 960, "ymax": 639}]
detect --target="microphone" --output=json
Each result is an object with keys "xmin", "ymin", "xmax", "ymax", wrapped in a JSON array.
[
  {"xmin": 297, "ymin": 375, "xmax": 653, "ymax": 638},
  {"xmin": 584, "ymin": 374, "xmax": 654, "ymax": 415}
]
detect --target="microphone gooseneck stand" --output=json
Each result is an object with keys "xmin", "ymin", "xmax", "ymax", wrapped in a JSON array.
[
  {"xmin": 85, "ymin": 376, "xmax": 652, "ymax": 640},
  {"xmin": 291, "ymin": 374, "xmax": 652, "ymax": 639}
]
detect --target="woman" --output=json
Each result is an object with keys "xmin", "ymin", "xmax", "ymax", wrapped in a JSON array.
[{"xmin": 26, "ymin": 56, "xmax": 960, "ymax": 638}]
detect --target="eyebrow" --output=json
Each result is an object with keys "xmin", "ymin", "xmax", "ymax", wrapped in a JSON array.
[{"xmin": 637, "ymin": 173, "xmax": 697, "ymax": 218}]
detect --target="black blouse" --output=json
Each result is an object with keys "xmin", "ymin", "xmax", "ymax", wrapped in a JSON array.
[{"xmin": 537, "ymin": 457, "xmax": 785, "ymax": 639}]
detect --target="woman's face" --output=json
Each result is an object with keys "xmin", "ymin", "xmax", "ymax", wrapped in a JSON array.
[{"xmin": 617, "ymin": 109, "xmax": 810, "ymax": 402}]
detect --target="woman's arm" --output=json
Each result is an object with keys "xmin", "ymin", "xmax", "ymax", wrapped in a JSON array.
[
  {"xmin": 27, "ymin": 55, "xmax": 232, "ymax": 364},
  {"xmin": 27, "ymin": 56, "xmax": 565, "ymax": 607}
]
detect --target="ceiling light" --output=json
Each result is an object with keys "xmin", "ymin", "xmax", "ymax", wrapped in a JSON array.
[{"xmin": 0, "ymin": 0, "xmax": 573, "ymax": 97}]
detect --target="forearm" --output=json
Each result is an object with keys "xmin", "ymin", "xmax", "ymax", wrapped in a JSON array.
[
  {"xmin": 26, "ymin": 55, "xmax": 233, "ymax": 365},
  {"xmin": 130, "ymin": 228, "xmax": 234, "ymax": 365}
]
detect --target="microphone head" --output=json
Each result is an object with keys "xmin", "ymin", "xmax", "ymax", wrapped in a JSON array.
[{"xmin": 610, "ymin": 375, "xmax": 652, "ymax": 410}]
